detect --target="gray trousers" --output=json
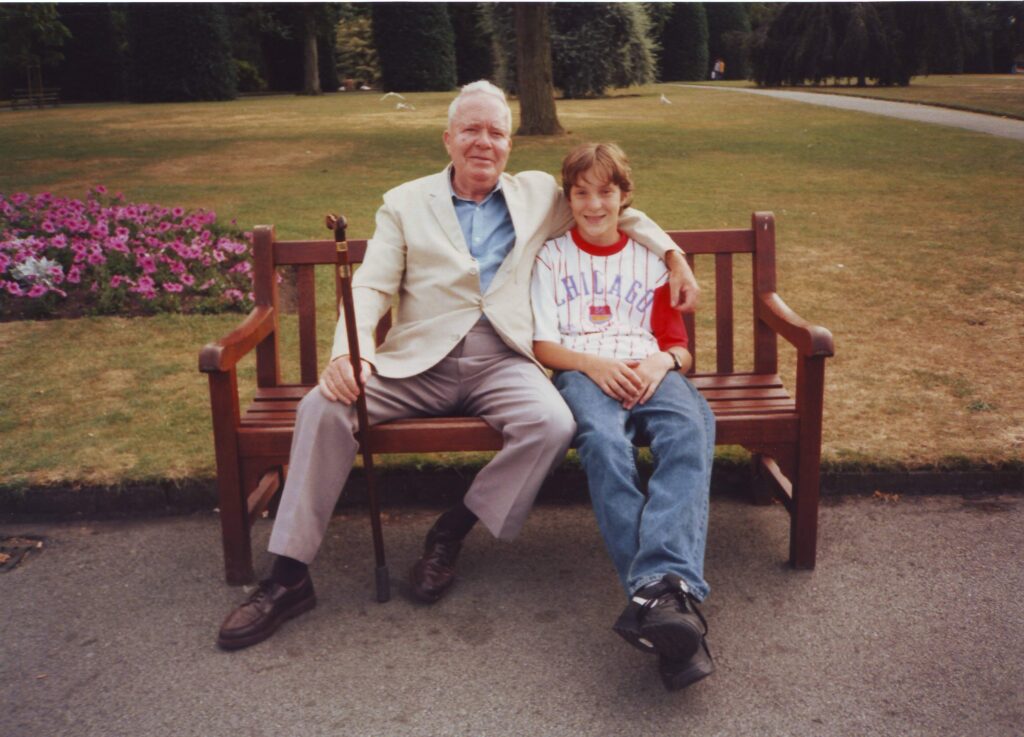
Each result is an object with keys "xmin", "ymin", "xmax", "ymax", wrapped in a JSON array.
[{"xmin": 268, "ymin": 321, "xmax": 576, "ymax": 564}]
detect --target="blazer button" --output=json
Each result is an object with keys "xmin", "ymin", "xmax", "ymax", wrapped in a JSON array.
[{"xmin": 469, "ymin": 266, "xmax": 479, "ymax": 276}]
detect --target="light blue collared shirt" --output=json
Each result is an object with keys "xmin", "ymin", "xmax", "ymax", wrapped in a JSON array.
[{"xmin": 449, "ymin": 176, "xmax": 516, "ymax": 295}]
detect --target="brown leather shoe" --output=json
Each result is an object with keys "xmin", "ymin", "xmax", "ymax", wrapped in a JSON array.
[
  {"xmin": 216, "ymin": 574, "xmax": 316, "ymax": 650},
  {"xmin": 409, "ymin": 529, "xmax": 463, "ymax": 603}
]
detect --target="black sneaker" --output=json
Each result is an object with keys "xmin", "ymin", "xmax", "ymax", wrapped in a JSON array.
[
  {"xmin": 626, "ymin": 574, "xmax": 707, "ymax": 662},
  {"xmin": 659, "ymin": 637, "xmax": 715, "ymax": 691},
  {"xmin": 612, "ymin": 598, "xmax": 657, "ymax": 654}
]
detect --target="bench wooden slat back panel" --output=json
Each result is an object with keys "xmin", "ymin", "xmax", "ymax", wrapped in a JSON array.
[
  {"xmin": 259, "ymin": 219, "xmax": 778, "ymax": 386},
  {"xmin": 682, "ymin": 253, "xmax": 697, "ymax": 372},
  {"xmin": 296, "ymin": 265, "xmax": 318, "ymax": 385},
  {"xmin": 715, "ymin": 253, "xmax": 735, "ymax": 373},
  {"xmin": 253, "ymin": 226, "xmax": 281, "ymax": 388}
]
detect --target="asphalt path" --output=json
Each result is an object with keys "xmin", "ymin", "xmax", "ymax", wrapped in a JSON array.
[
  {"xmin": 2, "ymin": 494, "xmax": 1022, "ymax": 737},
  {"xmin": 676, "ymin": 84, "xmax": 1024, "ymax": 141}
]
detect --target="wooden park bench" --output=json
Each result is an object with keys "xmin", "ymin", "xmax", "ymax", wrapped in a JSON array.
[
  {"xmin": 199, "ymin": 212, "xmax": 834, "ymax": 586},
  {"xmin": 10, "ymin": 87, "xmax": 60, "ymax": 110}
]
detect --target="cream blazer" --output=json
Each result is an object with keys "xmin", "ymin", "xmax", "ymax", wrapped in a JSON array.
[{"xmin": 331, "ymin": 166, "xmax": 681, "ymax": 378}]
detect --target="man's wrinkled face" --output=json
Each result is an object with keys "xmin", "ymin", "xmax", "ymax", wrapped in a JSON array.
[{"xmin": 443, "ymin": 93, "xmax": 512, "ymax": 196}]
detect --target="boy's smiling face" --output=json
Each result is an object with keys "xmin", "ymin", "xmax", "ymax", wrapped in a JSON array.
[{"xmin": 569, "ymin": 171, "xmax": 624, "ymax": 246}]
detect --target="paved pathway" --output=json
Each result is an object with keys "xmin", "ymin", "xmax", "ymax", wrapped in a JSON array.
[
  {"xmin": 2, "ymin": 495, "xmax": 1022, "ymax": 737},
  {"xmin": 676, "ymin": 84, "xmax": 1024, "ymax": 141}
]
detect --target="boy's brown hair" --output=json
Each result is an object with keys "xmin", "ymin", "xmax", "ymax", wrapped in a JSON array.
[{"xmin": 561, "ymin": 142, "xmax": 634, "ymax": 212}]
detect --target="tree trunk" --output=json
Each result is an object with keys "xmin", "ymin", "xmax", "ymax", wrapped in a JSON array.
[
  {"xmin": 515, "ymin": 4, "xmax": 564, "ymax": 136},
  {"xmin": 302, "ymin": 5, "xmax": 321, "ymax": 95}
]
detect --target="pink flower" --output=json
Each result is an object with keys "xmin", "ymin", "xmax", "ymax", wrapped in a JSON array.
[
  {"xmin": 5, "ymin": 282, "xmax": 24, "ymax": 296},
  {"xmin": 180, "ymin": 273, "xmax": 195, "ymax": 286},
  {"xmin": 162, "ymin": 282, "xmax": 183, "ymax": 293},
  {"xmin": 94, "ymin": 185, "xmax": 108, "ymax": 195},
  {"xmin": 66, "ymin": 266, "xmax": 81, "ymax": 284},
  {"xmin": 27, "ymin": 284, "xmax": 47, "ymax": 298},
  {"xmin": 110, "ymin": 275, "xmax": 124, "ymax": 288},
  {"xmin": 172, "ymin": 207, "xmax": 185, "ymax": 218}
]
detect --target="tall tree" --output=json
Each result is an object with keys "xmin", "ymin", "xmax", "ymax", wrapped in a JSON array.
[
  {"xmin": 372, "ymin": 3, "xmax": 456, "ymax": 91},
  {"xmin": 301, "ymin": 4, "xmax": 321, "ymax": 94},
  {"xmin": 0, "ymin": 3, "xmax": 69, "ymax": 93},
  {"xmin": 658, "ymin": 3, "xmax": 709, "ymax": 81},
  {"xmin": 486, "ymin": 3, "xmax": 656, "ymax": 99},
  {"xmin": 551, "ymin": 3, "xmax": 656, "ymax": 98},
  {"xmin": 706, "ymin": 3, "xmax": 751, "ymax": 80},
  {"xmin": 750, "ymin": 3, "xmax": 907, "ymax": 87},
  {"xmin": 125, "ymin": 3, "xmax": 236, "ymax": 102},
  {"xmin": 515, "ymin": 3, "xmax": 563, "ymax": 135},
  {"xmin": 336, "ymin": 6, "xmax": 380, "ymax": 88},
  {"xmin": 55, "ymin": 4, "xmax": 124, "ymax": 101},
  {"xmin": 449, "ymin": 3, "xmax": 494, "ymax": 85}
]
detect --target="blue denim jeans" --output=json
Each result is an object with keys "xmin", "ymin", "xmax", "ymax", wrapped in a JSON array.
[{"xmin": 554, "ymin": 370, "xmax": 715, "ymax": 600}]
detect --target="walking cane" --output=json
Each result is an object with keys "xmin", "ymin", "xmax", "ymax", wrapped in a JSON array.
[{"xmin": 326, "ymin": 213, "xmax": 390, "ymax": 603}]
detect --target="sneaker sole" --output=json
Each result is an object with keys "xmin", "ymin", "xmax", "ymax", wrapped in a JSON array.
[
  {"xmin": 216, "ymin": 593, "xmax": 317, "ymax": 651},
  {"xmin": 640, "ymin": 617, "xmax": 703, "ymax": 662},
  {"xmin": 659, "ymin": 644, "xmax": 715, "ymax": 691}
]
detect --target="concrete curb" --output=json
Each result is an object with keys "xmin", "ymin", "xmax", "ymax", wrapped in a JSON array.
[{"xmin": 1, "ymin": 462, "xmax": 1020, "ymax": 519}]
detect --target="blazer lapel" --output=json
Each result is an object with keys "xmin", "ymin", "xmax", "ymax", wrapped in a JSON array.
[
  {"xmin": 427, "ymin": 166, "xmax": 470, "ymax": 255},
  {"xmin": 494, "ymin": 173, "xmax": 527, "ymax": 284}
]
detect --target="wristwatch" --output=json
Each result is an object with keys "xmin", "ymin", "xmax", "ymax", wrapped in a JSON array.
[{"xmin": 667, "ymin": 350, "xmax": 682, "ymax": 371}]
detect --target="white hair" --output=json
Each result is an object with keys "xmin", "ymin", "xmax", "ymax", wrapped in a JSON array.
[{"xmin": 447, "ymin": 80, "xmax": 512, "ymax": 132}]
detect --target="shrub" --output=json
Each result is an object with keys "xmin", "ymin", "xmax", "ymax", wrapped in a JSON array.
[
  {"xmin": 0, "ymin": 188, "xmax": 253, "ymax": 320},
  {"xmin": 235, "ymin": 58, "xmax": 268, "ymax": 93},
  {"xmin": 125, "ymin": 3, "xmax": 237, "ymax": 102},
  {"xmin": 371, "ymin": 3, "xmax": 456, "ymax": 91},
  {"xmin": 482, "ymin": 3, "xmax": 655, "ymax": 98},
  {"xmin": 658, "ymin": 3, "xmax": 709, "ymax": 81}
]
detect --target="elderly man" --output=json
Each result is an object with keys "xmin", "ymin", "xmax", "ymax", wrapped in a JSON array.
[{"xmin": 217, "ymin": 81, "xmax": 700, "ymax": 650}]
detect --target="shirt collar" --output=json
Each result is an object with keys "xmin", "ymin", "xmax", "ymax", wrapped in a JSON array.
[{"xmin": 448, "ymin": 166, "xmax": 503, "ymax": 205}]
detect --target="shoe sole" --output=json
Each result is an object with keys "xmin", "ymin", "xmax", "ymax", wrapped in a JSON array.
[
  {"xmin": 216, "ymin": 593, "xmax": 317, "ymax": 651},
  {"xmin": 640, "ymin": 617, "xmax": 703, "ymax": 662},
  {"xmin": 660, "ymin": 645, "xmax": 715, "ymax": 691}
]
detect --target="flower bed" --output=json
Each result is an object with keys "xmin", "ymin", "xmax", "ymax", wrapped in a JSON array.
[{"xmin": 0, "ymin": 187, "xmax": 254, "ymax": 320}]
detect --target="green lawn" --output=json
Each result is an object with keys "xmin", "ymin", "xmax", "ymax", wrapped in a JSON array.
[
  {"xmin": 696, "ymin": 74, "xmax": 1024, "ymax": 119},
  {"xmin": 1, "ymin": 85, "xmax": 1022, "ymax": 486}
]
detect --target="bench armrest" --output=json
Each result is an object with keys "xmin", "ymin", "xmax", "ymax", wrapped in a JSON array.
[
  {"xmin": 756, "ymin": 292, "xmax": 834, "ymax": 358},
  {"xmin": 198, "ymin": 305, "xmax": 276, "ymax": 373}
]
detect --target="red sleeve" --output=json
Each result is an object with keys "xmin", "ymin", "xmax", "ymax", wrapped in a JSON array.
[{"xmin": 650, "ymin": 282, "xmax": 688, "ymax": 350}]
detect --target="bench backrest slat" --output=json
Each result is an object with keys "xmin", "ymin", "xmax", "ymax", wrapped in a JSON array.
[
  {"xmin": 252, "ymin": 215, "xmax": 778, "ymax": 386},
  {"xmin": 715, "ymin": 252, "xmax": 735, "ymax": 374},
  {"xmin": 296, "ymin": 265, "xmax": 319, "ymax": 385}
]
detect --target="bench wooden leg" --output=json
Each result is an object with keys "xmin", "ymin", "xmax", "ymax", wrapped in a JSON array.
[
  {"xmin": 208, "ymin": 370, "xmax": 254, "ymax": 585},
  {"xmin": 218, "ymin": 470, "xmax": 255, "ymax": 585},
  {"xmin": 790, "ymin": 356, "xmax": 827, "ymax": 569},
  {"xmin": 789, "ymin": 463, "xmax": 820, "ymax": 569}
]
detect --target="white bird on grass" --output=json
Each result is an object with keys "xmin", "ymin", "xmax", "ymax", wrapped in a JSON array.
[
  {"xmin": 660, "ymin": 93, "xmax": 672, "ymax": 105},
  {"xmin": 396, "ymin": 102, "xmax": 416, "ymax": 111},
  {"xmin": 380, "ymin": 92, "xmax": 406, "ymax": 102}
]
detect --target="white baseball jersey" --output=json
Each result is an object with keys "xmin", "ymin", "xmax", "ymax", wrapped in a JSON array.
[{"xmin": 531, "ymin": 229, "xmax": 687, "ymax": 360}]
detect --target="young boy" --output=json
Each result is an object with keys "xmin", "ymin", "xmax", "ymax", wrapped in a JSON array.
[{"xmin": 530, "ymin": 143, "xmax": 716, "ymax": 691}]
